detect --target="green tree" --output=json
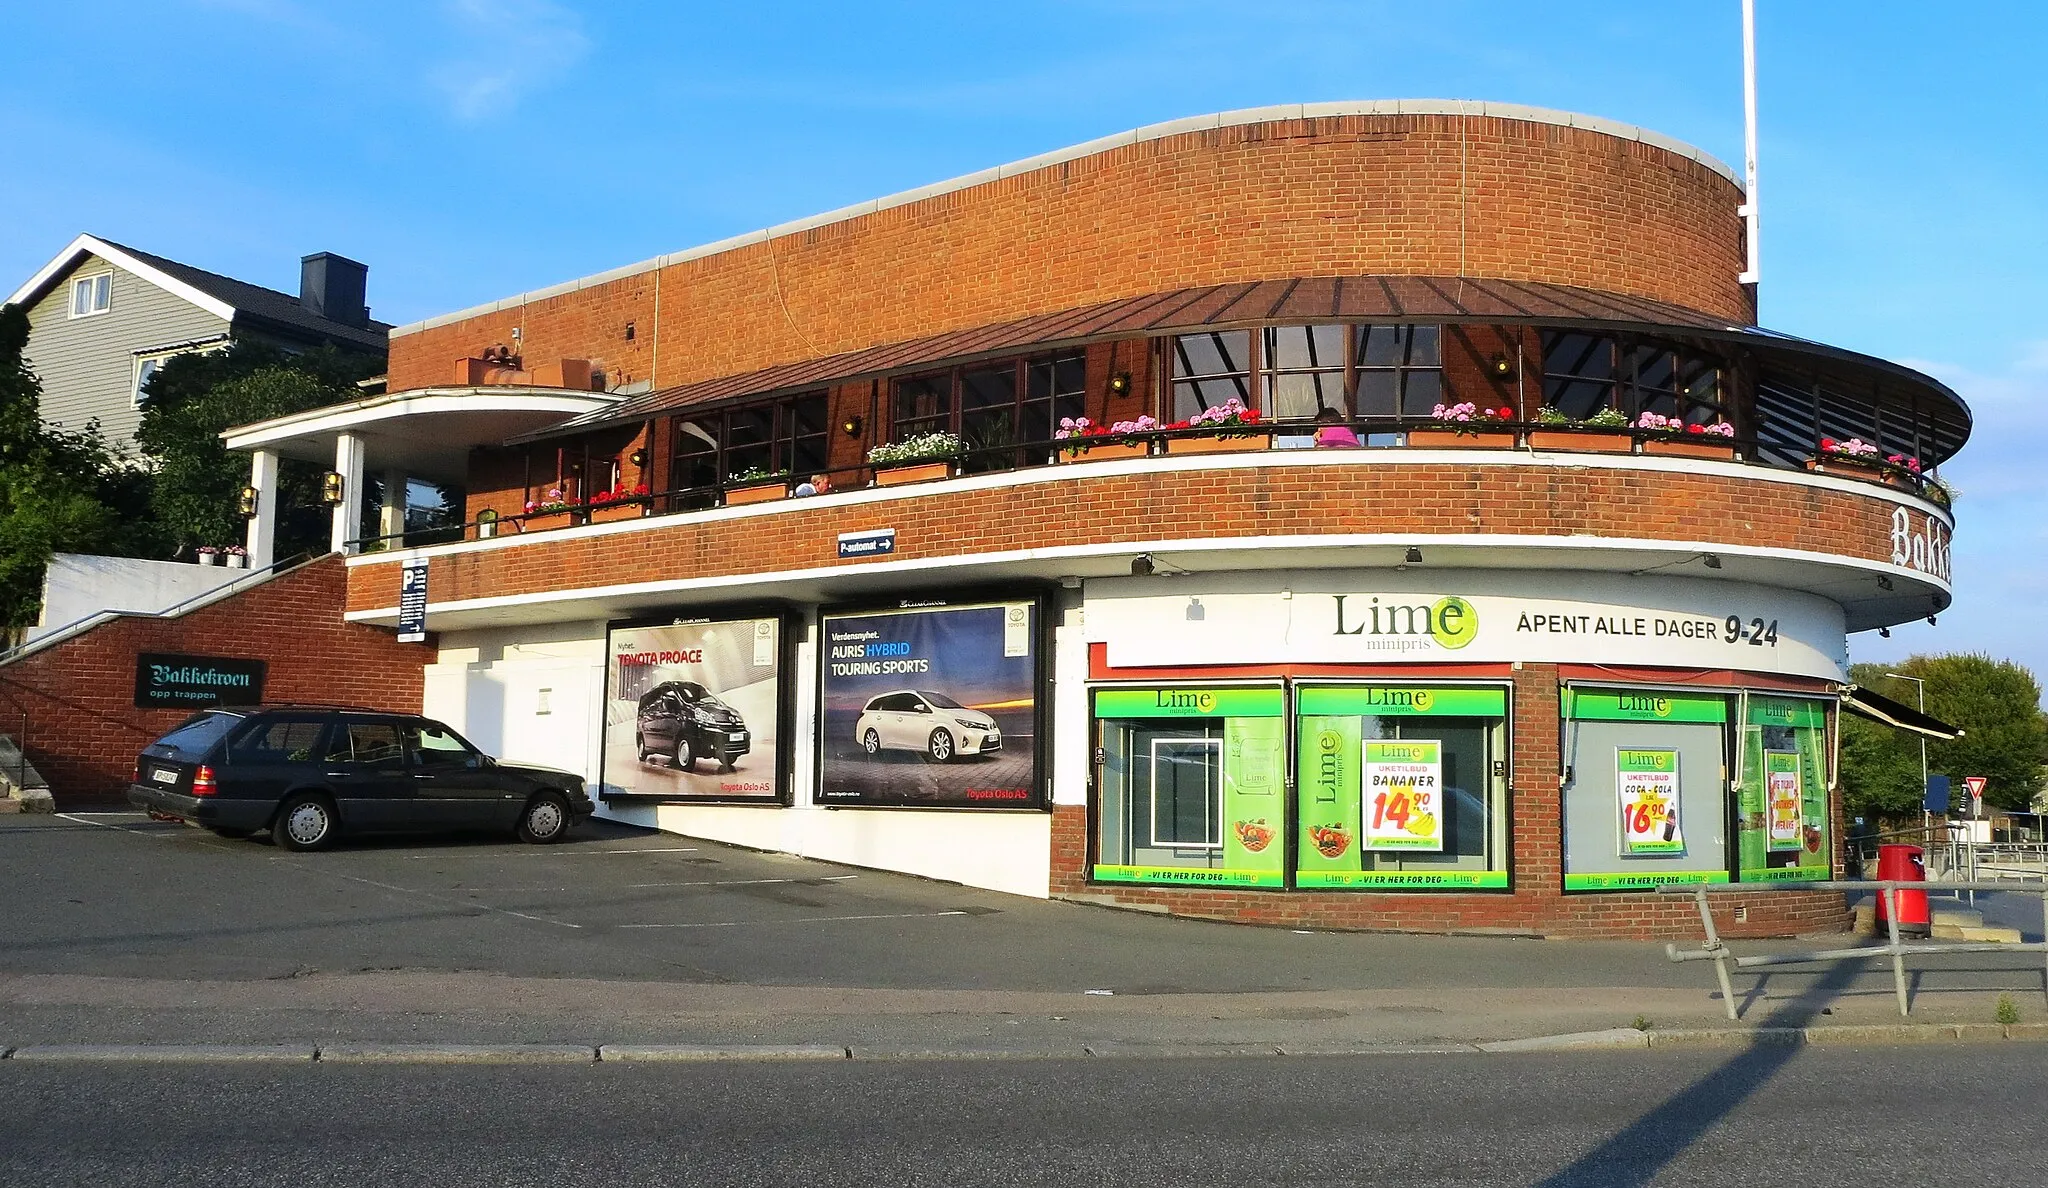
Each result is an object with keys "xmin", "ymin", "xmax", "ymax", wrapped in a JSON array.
[
  {"xmin": 135, "ymin": 342, "xmax": 381, "ymax": 559},
  {"xmin": 1841, "ymin": 654, "xmax": 2048, "ymax": 817},
  {"xmin": 0, "ymin": 303, "xmax": 159, "ymax": 633}
]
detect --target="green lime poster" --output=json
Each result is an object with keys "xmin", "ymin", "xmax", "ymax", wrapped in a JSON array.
[
  {"xmin": 1296, "ymin": 716, "xmax": 1363, "ymax": 881},
  {"xmin": 1617, "ymin": 748, "xmax": 1684, "ymax": 855},
  {"xmin": 1222, "ymin": 716, "xmax": 1285, "ymax": 883}
]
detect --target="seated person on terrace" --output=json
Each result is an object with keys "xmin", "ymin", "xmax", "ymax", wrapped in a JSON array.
[
  {"xmin": 1313, "ymin": 408, "xmax": 1361, "ymax": 449},
  {"xmin": 793, "ymin": 474, "xmax": 832, "ymax": 497}
]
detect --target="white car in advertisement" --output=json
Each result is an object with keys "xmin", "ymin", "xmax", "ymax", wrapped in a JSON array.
[{"xmin": 854, "ymin": 690, "xmax": 1001, "ymax": 763}]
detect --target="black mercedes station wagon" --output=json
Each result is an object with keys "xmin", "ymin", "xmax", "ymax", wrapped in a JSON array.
[
  {"xmin": 128, "ymin": 706, "xmax": 595, "ymax": 851},
  {"xmin": 634, "ymin": 681, "xmax": 751, "ymax": 772}
]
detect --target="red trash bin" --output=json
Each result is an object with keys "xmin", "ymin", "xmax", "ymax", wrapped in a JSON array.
[{"xmin": 1874, "ymin": 843, "xmax": 1930, "ymax": 936}]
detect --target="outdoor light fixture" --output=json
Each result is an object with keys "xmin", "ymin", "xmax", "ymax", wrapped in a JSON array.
[
  {"xmin": 1131, "ymin": 554, "xmax": 1156, "ymax": 577},
  {"xmin": 1879, "ymin": 627, "xmax": 1891, "ymax": 638},
  {"xmin": 842, "ymin": 415, "xmax": 864, "ymax": 437},
  {"xmin": 1702, "ymin": 553, "xmax": 1723, "ymax": 569},
  {"xmin": 1489, "ymin": 355, "xmax": 1515, "ymax": 378},
  {"xmin": 320, "ymin": 471, "xmax": 345, "ymax": 505},
  {"xmin": 1404, "ymin": 547, "xmax": 1424, "ymax": 564},
  {"xmin": 1927, "ymin": 616, "xmax": 1938, "ymax": 626},
  {"xmin": 1107, "ymin": 372, "xmax": 1131, "ymax": 396},
  {"xmin": 237, "ymin": 485, "xmax": 260, "ymax": 518},
  {"xmin": 1877, "ymin": 575, "xmax": 1894, "ymax": 591},
  {"xmin": 628, "ymin": 448, "xmax": 647, "ymax": 467}
]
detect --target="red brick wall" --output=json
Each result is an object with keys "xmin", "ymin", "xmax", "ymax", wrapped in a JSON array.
[
  {"xmin": 1048, "ymin": 663, "xmax": 1849, "ymax": 940},
  {"xmin": 347, "ymin": 458, "xmax": 1935, "ymax": 617},
  {"xmin": 0, "ymin": 557, "xmax": 428, "ymax": 807},
  {"xmin": 387, "ymin": 113, "xmax": 1749, "ymax": 393}
]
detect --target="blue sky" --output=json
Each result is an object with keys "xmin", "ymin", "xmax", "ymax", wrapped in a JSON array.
[{"xmin": 3, "ymin": 1, "xmax": 2042, "ymax": 688}]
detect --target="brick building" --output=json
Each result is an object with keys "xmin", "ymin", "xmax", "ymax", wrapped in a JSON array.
[{"xmin": 221, "ymin": 103, "xmax": 1968, "ymax": 937}]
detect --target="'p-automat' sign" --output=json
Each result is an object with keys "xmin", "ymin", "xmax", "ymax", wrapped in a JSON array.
[
  {"xmin": 134, "ymin": 653, "xmax": 267, "ymax": 709},
  {"xmin": 837, "ymin": 528, "xmax": 896, "ymax": 559}
]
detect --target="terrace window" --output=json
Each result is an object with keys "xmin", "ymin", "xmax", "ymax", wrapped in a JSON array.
[
  {"xmin": 1170, "ymin": 331, "xmax": 1253, "ymax": 422},
  {"xmin": 668, "ymin": 390, "xmax": 830, "ymax": 496},
  {"xmin": 1353, "ymin": 325, "xmax": 1442, "ymax": 419},
  {"xmin": 889, "ymin": 352, "xmax": 1086, "ymax": 471},
  {"xmin": 1263, "ymin": 325, "xmax": 1348, "ymax": 421}
]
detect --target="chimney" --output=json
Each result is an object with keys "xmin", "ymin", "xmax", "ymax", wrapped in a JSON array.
[{"xmin": 299, "ymin": 252, "xmax": 369, "ymax": 328}]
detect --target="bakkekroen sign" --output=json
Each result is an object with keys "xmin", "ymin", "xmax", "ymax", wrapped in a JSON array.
[{"xmin": 134, "ymin": 653, "xmax": 266, "ymax": 709}]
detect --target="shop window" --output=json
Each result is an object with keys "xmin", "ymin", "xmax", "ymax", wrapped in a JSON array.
[
  {"xmin": 1736, "ymin": 697, "xmax": 1832, "ymax": 882},
  {"xmin": 1092, "ymin": 686, "xmax": 1286, "ymax": 888},
  {"xmin": 1170, "ymin": 331, "xmax": 1254, "ymax": 422},
  {"xmin": 1264, "ymin": 325, "xmax": 1348, "ymax": 421},
  {"xmin": 1353, "ymin": 325, "xmax": 1442, "ymax": 418},
  {"xmin": 1560, "ymin": 688, "xmax": 1731, "ymax": 891},
  {"xmin": 1294, "ymin": 685, "xmax": 1510, "ymax": 889}
]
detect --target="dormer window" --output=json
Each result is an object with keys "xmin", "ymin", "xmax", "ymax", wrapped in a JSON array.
[{"xmin": 70, "ymin": 272, "xmax": 112, "ymax": 318}]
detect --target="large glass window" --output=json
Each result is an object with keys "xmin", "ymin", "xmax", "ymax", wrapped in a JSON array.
[
  {"xmin": 1543, "ymin": 333, "xmax": 1725, "ymax": 425},
  {"xmin": 1736, "ymin": 697, "xmax": 1832, "ymax": 882},
  {"xmin": 1354, "ymin": 325, "xmax": 1442, "ymax": 418},
  {"xmin": 1294, "ymin": 685, "xmax": 1509, "ymax": 889},
  {"xmin": 1560, "ymin": 689, "xmax": 1731, "ymax": 891},
  {"xmin": 1171, "ymin": 331, "xmax": 1254, "ymax": 422},
  {"xmin": 1264, "ymin": 325, "xmax": 1348, "ymax": 421},
  {"xmin": 1023, "ymin": 354, "xmax": 1087, "ymax": 451},
  {"xmin": 1541, "ymin": 331, "xmax": 1619, "ymax": 419},
  {"xmin": 1092, "ymin": 686, "xmax": 1286, "ymax": 888},
  {"xmin": 892, "ymin": 373, "xmax": 953, "ymax": 441},
  {"xmin": 889, "ymin": 354, "xmax": 1086, "ymax": 470},
  {"xmin": 959, "ymin": 363, "xmax": 1019, "ymax": 474},
  {"xmin": 669, "ymin": 392, "xmax": 830, "ymax": 491}
]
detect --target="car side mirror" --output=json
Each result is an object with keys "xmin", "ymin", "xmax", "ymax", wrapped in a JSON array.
[{"xmin": 466, "ymin": 756, "xmax": 483, "ymax": 770}]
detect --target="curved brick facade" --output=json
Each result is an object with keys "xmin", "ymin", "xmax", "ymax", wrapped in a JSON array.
[
  {"xmin": 386, "ymin": 111, "xmax": 1750, "ymax": 394},
  {"xmin": 346, "ymin": 456, "xmax": 1947, "ymax": 618}
]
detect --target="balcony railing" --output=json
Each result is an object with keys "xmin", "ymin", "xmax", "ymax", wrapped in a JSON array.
[{"xmin": 343, "ymin": 418, "xmax": 1950, "ymax": 553}]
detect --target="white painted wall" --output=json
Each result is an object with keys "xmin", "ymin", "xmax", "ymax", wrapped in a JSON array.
[
  {"xmin": 32, "ymin": 553, "xmax": 243, "ymax": 640},
  {"xmin": 425, "ymin": 616, "xmax": 1054, "ymax": 899}
]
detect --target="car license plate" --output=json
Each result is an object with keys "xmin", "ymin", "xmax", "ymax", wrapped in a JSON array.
[
  {"xmin": 731, "ymin": 732, "xmax": 748, "ymax": 743},
  {"xmin": 152, "ymin": 767, "xmax": 178, "ymax": 784}
]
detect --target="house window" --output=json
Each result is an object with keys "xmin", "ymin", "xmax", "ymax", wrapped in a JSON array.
[
  {"xmin": 1353, "ymin": 325, "xmax": 1442, "ymax": 418},
  {"xmin": 70, "ymin": 272, "xmax": 112, "ymax": 318},
  {"xmin": 1170, "ymin": 331, "xmax": 1253, "ymax": 422},
  {"xmin": 132, "ymin": 354, "xmax": 171, "ymax": 407}
]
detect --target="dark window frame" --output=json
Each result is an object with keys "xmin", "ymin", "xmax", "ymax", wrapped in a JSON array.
[{"xmin": 888, "ymin": 351, "xmax": 1086, "ymax": 471}]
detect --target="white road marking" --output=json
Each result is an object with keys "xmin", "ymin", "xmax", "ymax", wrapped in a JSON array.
[
  {"xmin": 625, "ymin": 875, "xmax": 858, "ymax": 889},
  {"xmin": 301, "ymin": 869, "xmax": 584, "ymax": 929},
  {"xmin": 56, "ymin": 813, "xmax": 180, "ymax": 837},
  {"xmin": 398, "ymin": 846, "xmax": 702, "ymax": 859},
  {"xmin": 618, "ymin": 910, "xmax": 968, "ymax": 930}
]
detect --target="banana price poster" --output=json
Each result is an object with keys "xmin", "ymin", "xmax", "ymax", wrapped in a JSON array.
[
  {"xmin": 1618, "ymin": 748, "xmax": 1685, "ymax": 855},
  {"xmin": 1765, "ymin": 750, "xmax": 1803, "ymax": 852},
  {"xmin": 1363, "ymin": 740, "xmax": 1443, "ymax": 851}
]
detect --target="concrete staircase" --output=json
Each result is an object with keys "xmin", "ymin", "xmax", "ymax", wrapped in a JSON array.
[
  {"xmin": 1850, "ymin": 897, "xmax": 2025, "ymax": 943},
  {"xmin": 0, "ymin": 734, "xmax": 53, "ymax": 813}
]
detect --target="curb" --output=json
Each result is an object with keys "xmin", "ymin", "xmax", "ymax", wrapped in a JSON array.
[{"xmin": 4, "ymin": 1026, "xmax": 2046, "ymax": 1065}]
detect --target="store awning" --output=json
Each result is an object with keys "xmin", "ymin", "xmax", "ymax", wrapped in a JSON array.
[{"xmin": 1840, "ymin": 685, "xmax": 1965, "ymax": 740}]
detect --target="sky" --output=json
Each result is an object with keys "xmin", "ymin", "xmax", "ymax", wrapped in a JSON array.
[{"xmin": 2, "ymin": 1, "xmax": 2042, "ymax": 688}]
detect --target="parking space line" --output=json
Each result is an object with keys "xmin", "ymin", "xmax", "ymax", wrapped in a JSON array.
[
  {"xmin": 302, "ymin": 869, "xmax": 585, "ymax": 930},
  {"xmin": 394, "ymin": 846, "xmax": 702, "ymax": 859},
  {"xmin": 618, "ymin": 910, "xmax": 968, "ymax": 930},
  {"xmin": 56, "ymin": 813, "xmax": 181, "ymax": 837},
  {"xmin": 626, "ymin": 875, "xmax": 859, "ymax": 889}
]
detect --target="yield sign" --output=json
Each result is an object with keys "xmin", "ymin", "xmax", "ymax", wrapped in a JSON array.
[{"xmin": 1964, "ymin": 776, "xmax": 1988, "ymax": 801}]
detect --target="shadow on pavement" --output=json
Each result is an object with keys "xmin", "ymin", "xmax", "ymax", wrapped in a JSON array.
[{"xmin": 1532, "ymin": 959, "xmax": 1862, "ymax": 1188}]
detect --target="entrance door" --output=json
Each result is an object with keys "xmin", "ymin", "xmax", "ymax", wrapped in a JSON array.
[{"xmin": 1563, "ymin": 716, "xmax": 1729, "ymax": 891}]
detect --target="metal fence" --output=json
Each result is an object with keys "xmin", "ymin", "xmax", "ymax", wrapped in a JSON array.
[{"xmin": 1662, "ymin": 881, "xmax": 2048, "ymax": 1019}]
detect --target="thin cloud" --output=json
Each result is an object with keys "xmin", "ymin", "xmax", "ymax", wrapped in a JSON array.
[{"xmin": 433, "ymin": 0, "xmax": 591, "ymax": 122}]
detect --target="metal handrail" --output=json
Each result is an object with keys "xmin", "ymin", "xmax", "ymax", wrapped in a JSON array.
[
  {"xmin": 0, "ymin": 551, "xmax": 316, "ymax": 666},
  {"xmin": 1661, "ymin": 879, "xmax": 2048, "ymax": 1019},
  {"xmin": 340, "ymin": 417, "xmax": 1942, "ymax": 553}
]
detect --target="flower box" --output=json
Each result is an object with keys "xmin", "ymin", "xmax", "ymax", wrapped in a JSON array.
[
  {"xmin": 1163, "ymin": 432, "xmax": 1271, "ymax": 455},
  {"xmin": 197, "ymin": 553, "xmax": 219, "ymax": 566},
  {"xmin": 225, "ymin": 553, "xmax": 249, "ymax": 569},
  {"xmin": 1528, "ymin": 429, "xmax": 1634, "ymax": 453},
  {"xmin": 1806, "ymin": 456, "xmax": 1905, "ymax": 487},
  {"xmin": 724, "ymin": 481, "xmax": 790, "ymax": 506},
  {"xmin": 874, "ymin": 460, "xmax": 954, "ymax": 486},
  {"xmin": 1062, "ymin": 439, "xmax": 1151, "ymax": 462},
  {"xmin": 1407, "ymin": 429, "xmax": 1516, "ymax": 449},
  {"xmin": 516, "ymin": 510, "xmax": 576, "ymax": 533},
  {"xmin": 1641, "ymin": 437, "xmax": 1738, "ymax": 461},
  {"xmin": 588, "ymin": 499, "xmax": 651, "ymax": 522}
]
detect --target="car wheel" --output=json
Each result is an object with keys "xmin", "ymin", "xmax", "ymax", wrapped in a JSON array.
[
  {"xmin": 208, "ymin": 827, "xmax": 254, "ymax": 840},
  {"xmin": 517, "ymin": 791, "xmax": 571, "ymax": 844},
  {"xmin": 672, "ymin": 735, "xmax": 695, "ymax": 772},
  {"xmin": 926, "ymin": 728, "xmax": 955, "ymax": 763},
  {"xmin": 273, "ymin": 795, "xmax": 337, "ymax": 852},
  {"xmin": 636, "ymin": 731, "xmax": 650, "ymax": 762},
  {"xmin": 862, "ymin": 728, "xmax": 882, "ymax": 756}
]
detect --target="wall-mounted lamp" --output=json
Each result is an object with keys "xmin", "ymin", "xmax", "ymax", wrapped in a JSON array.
[
  {"xmin": 1489, "ymin": 355, "xmax": 1516, "ymax": 379},
  {"xmin": 1404, "ymin": 546, "xmax": 1424, "ymax": 564},
  {"xmin": 1926, "ymin": 615, "xmax": 1938, "ymax": 627},
  {"xmin": 1107, "ymin": 372, "xmax": 1132, "ymax": 397},
  {"xmin": 624, "ymin": 320, "xmax": 636, "ymax": 341},
  {"xmin": 476, "ymin": 507, "xmax": 499, "ymax": 540},
  {"xmin": 628, "ymin": 448, "xmax": 648, "ymax": 467},
  {"xmin": 1131, "ymin": 553, "xmax": 1156, "ymax": 577},
  {"xmin": 1878, "ymin": 627, "xmax": 1891, "ymax": 638},
  {"xmin": 841, "ymin": 414, "xmax": 864, "ymax": 438},
  {"xmin": 320, "ymin": 471, "xmax": 345, "ymax": 506},
  {"xmin": 1702, "ymin": 553, "xmax": 1723, "ymax": 570},
  {"xmin": 237, "ymin": 485, "xmax": 260, "ymax": 518}
]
